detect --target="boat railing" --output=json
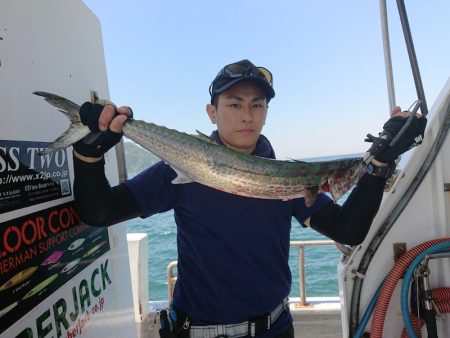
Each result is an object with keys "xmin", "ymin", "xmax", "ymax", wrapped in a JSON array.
[
  {"xmin": 166, "ymin": 239, "xmax": 336, "ymax": 306},
  {"xmin": 290, "ymin": 240, "xmax": 336, "ymax": 305}
]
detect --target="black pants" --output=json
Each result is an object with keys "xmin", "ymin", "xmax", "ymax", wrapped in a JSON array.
[{"xmin": 274, "ymin": 323, "xmax": 294, "ymax": 338}]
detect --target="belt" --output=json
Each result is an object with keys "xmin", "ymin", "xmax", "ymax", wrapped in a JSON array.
[{"xmin": 189, "ymin": 298, "xmax": 289, "ymax": 338}]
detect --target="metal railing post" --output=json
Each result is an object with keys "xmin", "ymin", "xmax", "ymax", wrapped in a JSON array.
[
  {"xmin": 299, "ymin": 246, "xmax": 307, "ymax": 305},
  {"xmin": 167, "ymin": 261, "xmax": 178, "ymax": 301}
]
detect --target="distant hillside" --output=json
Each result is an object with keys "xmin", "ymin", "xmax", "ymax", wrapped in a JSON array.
[{"xmin": 124, "ymin": 141, "xmax": 161, "ymax": 177}]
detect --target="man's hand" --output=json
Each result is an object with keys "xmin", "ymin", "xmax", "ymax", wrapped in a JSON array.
[
  {"xmin": 364, "ymin": 106, "xmax": 427, "ymax": 165},
  {"xmin": 73, "ymin": 102, "xmax": 133, "ymax": 162}
]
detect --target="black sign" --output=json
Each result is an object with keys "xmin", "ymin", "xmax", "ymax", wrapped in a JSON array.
[{"xmin": 0, "ymin": 140, "xmax": 72, "ymax": 213}]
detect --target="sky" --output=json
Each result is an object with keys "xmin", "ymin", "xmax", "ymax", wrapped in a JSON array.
[{"xmin": 81, "ymin": 0, "xmax": 450, "ymax": 159}]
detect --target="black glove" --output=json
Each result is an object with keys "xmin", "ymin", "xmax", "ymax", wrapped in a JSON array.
[
  {"xmin": 364, "ymin": 113, "xmax": 427, "ymax": 164},
  {"xmin": 73, "ymin": 102, "xmax": 123, "ymax": 158}
]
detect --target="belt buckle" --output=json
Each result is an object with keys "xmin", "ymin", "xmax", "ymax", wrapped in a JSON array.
[{"xmin": 248, "ymin": 313, "xmax": 271, "ymax": 337}]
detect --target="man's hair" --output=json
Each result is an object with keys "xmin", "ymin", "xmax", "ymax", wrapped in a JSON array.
[{"xmin": 212, "ymin": 95, "xmax": 219, "ymax": 108}]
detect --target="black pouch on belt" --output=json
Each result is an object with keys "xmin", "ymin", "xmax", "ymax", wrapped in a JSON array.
[{"xmin": 159, "ymin": 309, "xmax": 177, "ymax": 338}]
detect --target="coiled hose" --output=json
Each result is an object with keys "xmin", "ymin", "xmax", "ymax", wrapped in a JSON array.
[
  {"xmin": 400, "ymin": 242, "xmax": 450, "ymax": 338},
  {"xmin": 368, "ymin": 238, "xmax": 450, "ymax": 338}
]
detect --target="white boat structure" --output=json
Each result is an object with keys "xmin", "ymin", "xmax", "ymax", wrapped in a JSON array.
[{"xmin": 0, "ymin": 1, "xmax": 449, "ymax": 338}]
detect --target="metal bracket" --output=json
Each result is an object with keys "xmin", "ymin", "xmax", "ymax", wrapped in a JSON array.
[{"xmin": 393, "ymin": 242, "xmax": 407, "ymax": 262}]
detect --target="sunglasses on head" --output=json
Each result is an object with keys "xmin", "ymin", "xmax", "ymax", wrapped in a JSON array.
[
  {"xmin": 209, "ymin": 62, "xmax": 273, "ymax": 96},
  {"xmin": 220, "ymin": 63, "xmax": 273, "ymax": 86}
]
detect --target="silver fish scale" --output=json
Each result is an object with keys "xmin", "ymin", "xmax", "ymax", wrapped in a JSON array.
[{"xmin": 123, "ymin": 119, "xmax": 365, "ymax": 200}]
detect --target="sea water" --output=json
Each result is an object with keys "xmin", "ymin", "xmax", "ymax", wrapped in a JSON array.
[{"xmin": 125, "ymin": 205, "xmax": 343, "ymax": 301}]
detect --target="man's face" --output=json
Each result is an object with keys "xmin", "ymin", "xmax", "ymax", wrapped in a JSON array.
[{"xmin": 206, "ymin": 81, "xmax": 268, "ymax": 154}]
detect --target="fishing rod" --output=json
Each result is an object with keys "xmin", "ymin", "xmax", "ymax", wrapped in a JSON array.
[
  {"xmin": 397, "ymin": 0, "xmax": 428, "ymax": 117},
  {"xmin": 380, "ymin": 0, "xmax": 429, "ymax": 117},
  {"xmin": 389, "ymin": 0, "xmax": 429, "ymax": 147}
]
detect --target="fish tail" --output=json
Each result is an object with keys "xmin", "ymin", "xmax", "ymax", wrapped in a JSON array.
[{"xmin": 34, "ymin": 91, "xmax": 90, "ymax": 154}]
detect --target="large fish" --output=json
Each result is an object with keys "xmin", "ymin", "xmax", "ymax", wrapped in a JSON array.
[{"xmin": 34, "ymin": 91, "xmax": 366, "ymax": 203}]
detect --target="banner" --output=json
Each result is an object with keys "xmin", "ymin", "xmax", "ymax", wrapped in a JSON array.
[{"xmin": 0, "ymin": 202, "xmax": 110, "ymax": 335}]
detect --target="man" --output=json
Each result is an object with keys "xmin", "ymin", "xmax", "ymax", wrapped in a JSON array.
[{"xmin": 73, "ymin": 60, "xmax": 426, "ymax": 337}]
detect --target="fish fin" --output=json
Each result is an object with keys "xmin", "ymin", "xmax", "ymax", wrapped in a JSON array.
[
  {"xmin": 304, "ymin": 186, "xmax": 319, "ymax": 207},
  {"xmin": 286, "ymin": 157, "xmax": 308, "ymax": 164},
  {"xmin": 195, "ymin": 130, "xmax": 218, "ymax": 144},
  {"xmin": 171, "ymin": 171, "xmax": 194, "ymax": 184},
  {"xmin": 34, "ymin": 91, "xmax": 82, "ymax": 124},
  {"xmin": 40, "ymin": 123, "xmax": 90, "ymax": 155},
  {"xmin": 329, "ymin": 182, "xmax": 355, "ymax": 202},
  {"xmin": 330, "ymin": 186, "xmax": 341, "ymax": 202}
]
